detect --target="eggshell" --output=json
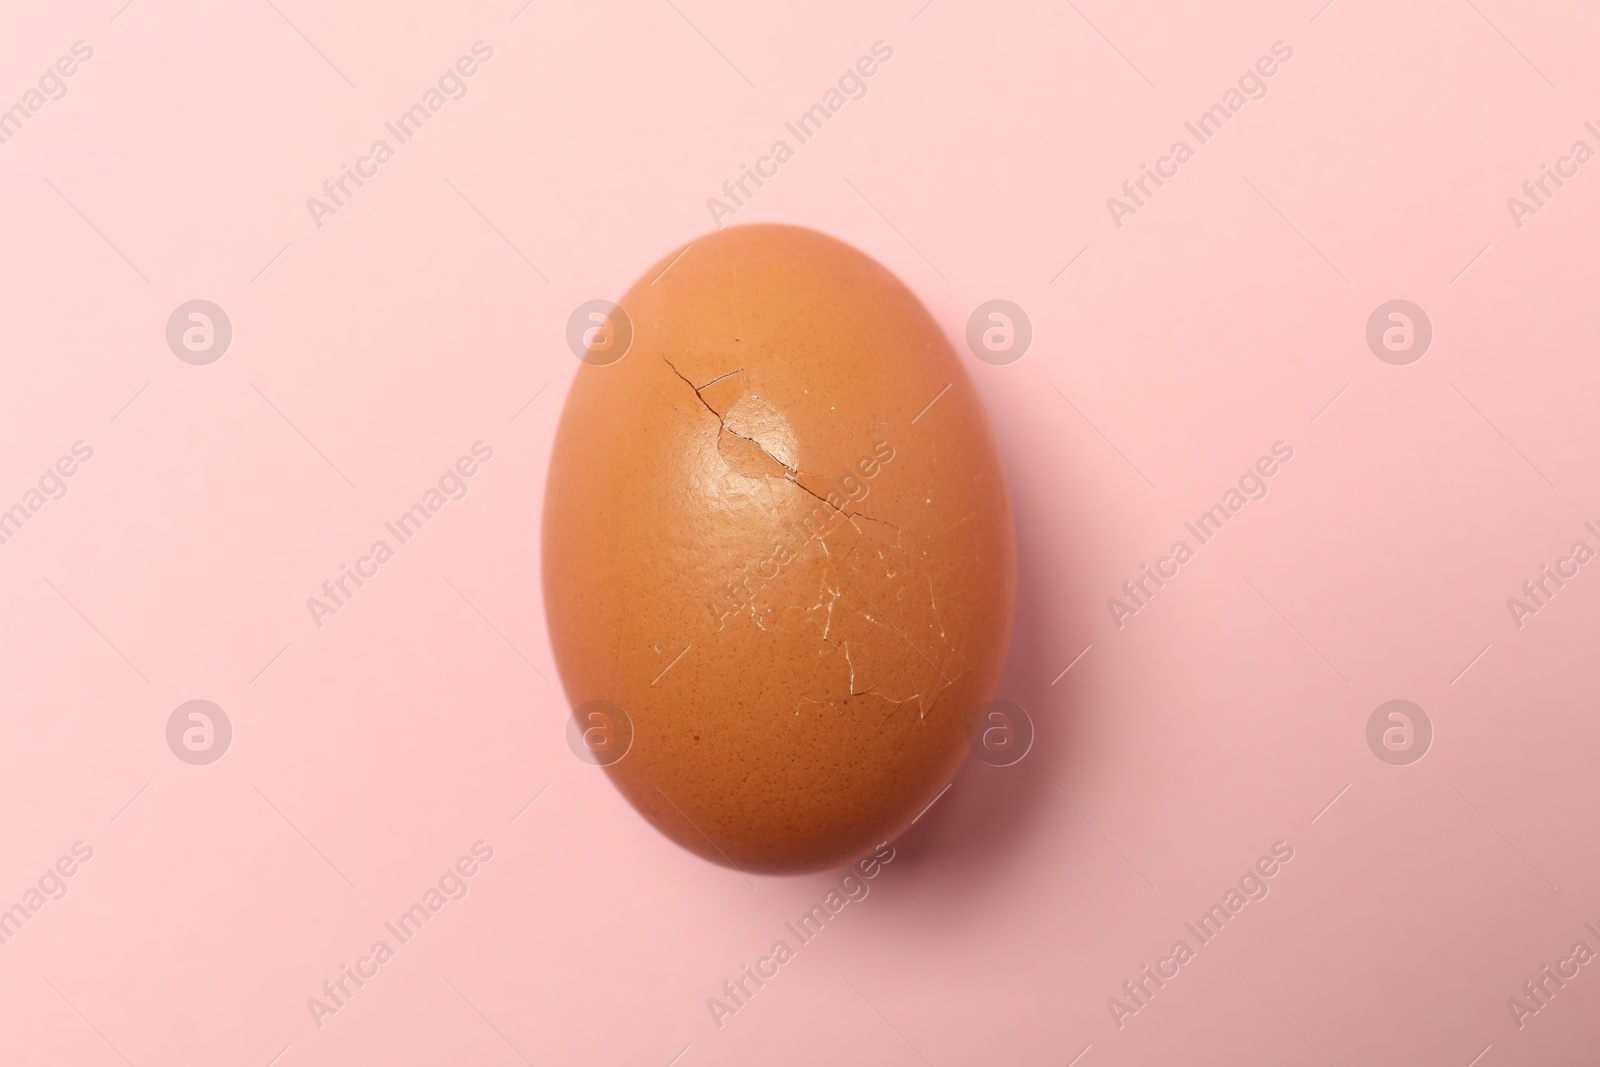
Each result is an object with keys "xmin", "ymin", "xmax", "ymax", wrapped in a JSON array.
[{"xmin": 543, "ymin": 223, "xmax": 1014, "ymax": 874}]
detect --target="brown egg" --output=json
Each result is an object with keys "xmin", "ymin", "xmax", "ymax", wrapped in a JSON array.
[{"xmin": 543, "ymin": 223, "xmax": 1014, "ymax": 874}]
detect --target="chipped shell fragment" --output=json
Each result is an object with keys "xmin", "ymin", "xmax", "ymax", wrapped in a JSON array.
[{"xmin": 542, "ymin": 223, "xmax": 1016, "ymax": 874}]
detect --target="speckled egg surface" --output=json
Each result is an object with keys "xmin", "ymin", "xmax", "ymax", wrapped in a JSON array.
[{"xmin": 542, "ymin": 223, "xmax": 1015, "ymax": 874}]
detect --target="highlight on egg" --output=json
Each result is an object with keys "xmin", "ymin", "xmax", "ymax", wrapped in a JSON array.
[{"xmin": 543, "ymin": 223, "xmax": 1015, "ymax": 874}]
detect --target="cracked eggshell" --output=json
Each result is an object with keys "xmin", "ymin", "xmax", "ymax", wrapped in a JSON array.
[{"xmin": 542, "ymin": 223, "xmax": 1015, "ymax": 875}]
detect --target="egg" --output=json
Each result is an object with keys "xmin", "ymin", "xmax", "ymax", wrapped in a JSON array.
[{"xmin": 543, "ymin": 223, "xmax": 1015, "ymax": 874}]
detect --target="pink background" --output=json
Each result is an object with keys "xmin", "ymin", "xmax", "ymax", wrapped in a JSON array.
[{"xmin": 3, "ymin": 0, "xmax": 1599, "ymax": 1063}]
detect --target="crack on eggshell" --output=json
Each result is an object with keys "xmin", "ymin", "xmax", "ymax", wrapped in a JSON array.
[
  {"xmin": 842, "ymin": 640, "xmax": 863, "ymax": 696},
  {"xmin": 660, "ymin": 356, "xmax": 897, "ymax": 528},
  {"xmin": 815, "ymin": 578, "xmax": 841, "ymax": 642},
  {"xmin": 697, "ymin": 366, "xmax": 746, "ymax": 392},
  {"xmin": 655, "ymin": 356, "xmax": 962, "ymax": 722},
  {"xmin": 686, "ymin": 589, "xmax": 963, "ymax": 723},
  {"xmin": 803, "ymin": 611, "xmax": 954, "ymax": 719},
  {"xmin": 854, "ymin": 673, "xmax": 966, "ymax": 725},
  {"xmin": 925, "ymin": 574, "xmax": 951, "ymax": 652}
]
